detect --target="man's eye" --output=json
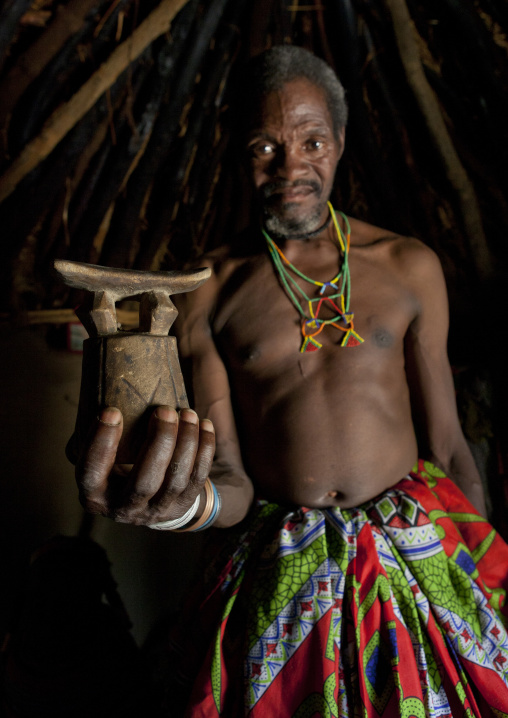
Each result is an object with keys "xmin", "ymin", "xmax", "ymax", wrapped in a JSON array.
[
  {"xmin": 306, "ymin": 139, "xmax": 325, "ymax": 151},
  {"xmin": 249, "ymin": 143, "xmax": 275, "ymax": 157}
]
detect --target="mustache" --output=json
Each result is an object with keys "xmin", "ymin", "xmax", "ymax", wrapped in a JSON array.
[{"xmin": 262, "ymin": 179, "xmax": 321, "ymax": 199}]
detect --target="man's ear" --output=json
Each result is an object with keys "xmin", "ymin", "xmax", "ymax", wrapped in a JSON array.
[{"xmin": 336, "ymin": 126, "xmax": 346, "ymax": 160}]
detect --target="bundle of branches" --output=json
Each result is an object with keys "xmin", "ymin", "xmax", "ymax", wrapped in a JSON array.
[
  {"xmin": 1, "ymin": 0, "xmax": 507, "ymax": 305},
  {"xmin": 0, "ymin": 0, "xmax": 249, "ymax": 309}
]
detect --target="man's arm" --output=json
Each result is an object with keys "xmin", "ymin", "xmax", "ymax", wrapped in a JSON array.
[
  {"xmin": 402, "ymin": 240, "xmax": 487, "ymax": 516},
  {"xmin": 175, "ymin": 259, "xmax": 254, "ymax": 528},
  {"xmin": 74, "ymin": 261, "xmax": 253, "ymax": 530}
]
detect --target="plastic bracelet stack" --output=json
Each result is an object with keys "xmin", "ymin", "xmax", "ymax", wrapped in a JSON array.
[
  {"xmin": 175, "ymin": 478, "xmax": 221, "ymax": 532},
  {"xmin": 148, "ymin": 493, "xmax": 201, "ymax": 531},
  {"xmin": 148, "ymin": 478, "xmax": 221, "ymax": 533}
]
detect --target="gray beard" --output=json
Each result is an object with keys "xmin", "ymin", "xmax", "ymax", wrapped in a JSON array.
[{"xmin": 262, "ymin": 201, "xmax": 327, "ymax": 238}]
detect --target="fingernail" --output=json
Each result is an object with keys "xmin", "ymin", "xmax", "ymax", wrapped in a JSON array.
[
  {"xmin": 99, "ymin": 407, "xmax": 121, "ymax": 425},
  {"xmin": 180, "ymin": 408, "xmax": 198, "ymax": 424},
  {"xmin": 155, "ymin": 407, "xmax": 178, "ymax": 423},
  {"xmin": 201, "ymin": 419, "xmax": 214, "ymax": 433}
]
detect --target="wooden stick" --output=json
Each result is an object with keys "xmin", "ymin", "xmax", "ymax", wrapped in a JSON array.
[
  {"xmin": 140, "ymin": 8, "xmax": 240, "ymax": 271},
  {"xmin": 0, "ymin": 0, "xmax": 190, "ymax": 204},
  {"xmin": 96, "ymin": 0, "xmax": 201, "ymax": 268},
  {"xmin": 65, "ymin": 51, "xmax": 155, "ymax": 263},
  {"xmin": 0, "ymin": 75, "xmax": 131, "ymax": 266},
  {"xmin": 0, "ymin": 0, "xmax": 32, "ymax": 72},
  {"xmin": 313, "ymin": 0, "xmax": 336, "ymax": 70},
  {"xmin": 383, "ymin": 0, "xmax": 493, "ymax": 279},
  {"xmin": 0, "ymin": 0, "xmax": 101, "ymax": 136},
  {"xmin": 1, "ymin": 307, "xmax": 139, "ymax": 327},
  {"xmin": 104, "ymin": 0, "xmax": 229, "ymax": 269}
]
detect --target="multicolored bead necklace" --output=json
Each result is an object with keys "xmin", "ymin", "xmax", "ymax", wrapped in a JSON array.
[{"xmin": 263, "ymin": 202, "xmax": 364, "ymax": 353}]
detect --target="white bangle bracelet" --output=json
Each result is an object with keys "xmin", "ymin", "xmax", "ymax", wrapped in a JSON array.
[{"xmin": 148, "ymin": 494, "xmax": 201, "ymax": 531}]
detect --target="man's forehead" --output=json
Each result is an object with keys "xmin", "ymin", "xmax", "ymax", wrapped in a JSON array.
[{"xmin": 249, "ymin": 78, "xmax": 333, "ymax": 130}]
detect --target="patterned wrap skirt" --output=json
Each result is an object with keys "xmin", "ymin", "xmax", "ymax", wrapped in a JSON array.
[{"xmin": 170, "ymin": 460, "xmax": 508, "ymax": 717}]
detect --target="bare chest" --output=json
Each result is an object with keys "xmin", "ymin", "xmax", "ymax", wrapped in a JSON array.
[{"xmin": 213, "ymin": 254, "xmax": 418, "ymax": 373}]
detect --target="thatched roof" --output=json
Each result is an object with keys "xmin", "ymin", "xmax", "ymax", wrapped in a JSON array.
[{"xmin": 1, "ymin": 0, "xmax": 507, "ymax": 304}]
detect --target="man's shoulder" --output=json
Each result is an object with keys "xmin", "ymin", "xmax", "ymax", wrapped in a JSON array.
[
  {"xmin": 178, "ymin": 228, "xmax": 265, "ymax": 316},
  {"xmin": 195, "ymin": 228, "xmax": 267, "ymax": 289},
  {"xmin": 349, "ymin": 217, "xmax": 442, "ymax": 275}
]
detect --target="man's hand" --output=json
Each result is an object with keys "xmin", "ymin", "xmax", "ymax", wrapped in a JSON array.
[{"xmin": 76, "ymin": 406, "xmax": 215, "ymax": 526}]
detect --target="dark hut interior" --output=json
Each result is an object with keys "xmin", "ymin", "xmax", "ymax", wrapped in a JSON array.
[{"xmin": 1, "ymin": 0, "xmax": 508, "ymax": 685}]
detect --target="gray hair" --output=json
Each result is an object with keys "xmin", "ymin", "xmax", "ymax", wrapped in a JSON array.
[{"xmin": 244, "ymin": 45, "xmax": 348, "ymax": 137}]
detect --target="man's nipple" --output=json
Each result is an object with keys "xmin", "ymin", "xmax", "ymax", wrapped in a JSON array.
[{"xmin": 240, "ymin": 345, "xmax": 261, "ymax": 363}]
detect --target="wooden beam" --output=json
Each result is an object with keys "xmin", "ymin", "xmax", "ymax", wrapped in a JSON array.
[
  {"xmin": 0, "ymin": 0, "xmax": 190, "ymax": 204},
  {"xmin": 383, "ymin": 0, "xmax": 493, "ymax": 279},
  {"xmin": 0, "ymin": 0, "xmax": 101, "ymax": 137},
  {"xmin": 1, "ymin": 307, "xmax": 138, "ymax": 328}
]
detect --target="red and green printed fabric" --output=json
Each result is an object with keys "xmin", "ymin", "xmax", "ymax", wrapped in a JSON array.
[{"xmin": 183, "ymin": 461, "xmax": 508, "ymax": 717}]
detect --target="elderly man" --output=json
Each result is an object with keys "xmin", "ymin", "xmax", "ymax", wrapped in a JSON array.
[{"xmin": 78, "ymin": 47, "xmax": 508, "ymax": 716}]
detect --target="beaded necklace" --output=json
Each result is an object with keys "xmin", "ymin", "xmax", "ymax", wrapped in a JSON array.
[{"xmin": 263, "ymin": 202, "xmax": 364, "ymax": 353}]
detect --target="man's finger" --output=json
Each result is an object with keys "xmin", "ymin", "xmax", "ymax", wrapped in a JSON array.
[
  {"xmin": 178, "ymin": 419, "xmax": 215, "ymax": 501},
  {"xmin": 155, "ymin": 417, "xmax": 215, "ymax": 515},
  {"xmin": 77, "ymin": 407, "xmax": 123, "ymax": 513},
  {"xmin": 162, "ymin": 408, "xmax": 200, "ymax": 494},
  {"xmin": 121, "ymin": 406, "xmax": 179, "ymax": 511}
]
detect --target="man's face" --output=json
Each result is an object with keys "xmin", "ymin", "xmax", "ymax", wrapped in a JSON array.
[{"xmin": 246, "ymin": 78, "xmax": 344, "ymax": 237}]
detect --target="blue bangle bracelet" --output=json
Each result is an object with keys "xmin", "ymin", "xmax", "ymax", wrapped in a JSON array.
[{"xmin": 193, "ymin": 481, "xmax": 221, "ymax": 532}]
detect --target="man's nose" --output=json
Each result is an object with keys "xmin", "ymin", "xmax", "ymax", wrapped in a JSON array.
[{"xmin": 275, "ymin": 146, "xmax": 306, "ymax": 179}]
